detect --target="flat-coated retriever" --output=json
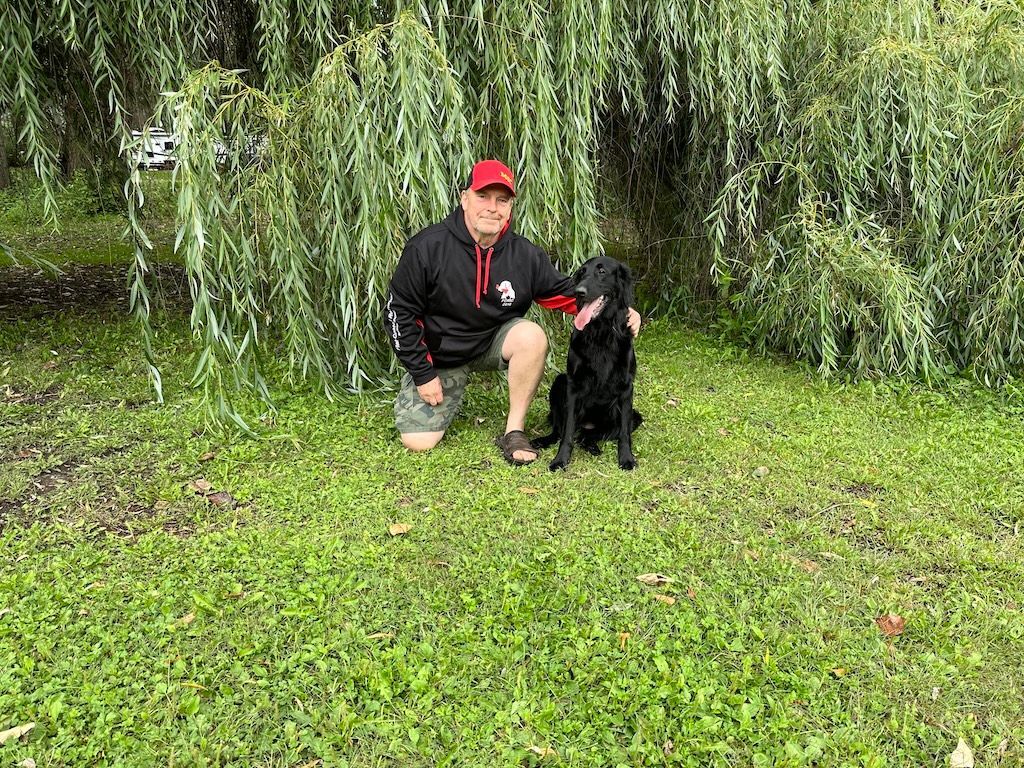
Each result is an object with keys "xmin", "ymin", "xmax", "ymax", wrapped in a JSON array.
[{"xmin": 532, "ymin": 255, "xmax": 643, "ymax": 471}]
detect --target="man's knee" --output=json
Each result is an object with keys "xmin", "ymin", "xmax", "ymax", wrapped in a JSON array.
[
  {"xmin": 400, "ymin": 430, "xmax": 444, "ymax": 452},
  {"xmin": 503, "ymin": 320, "xmax": 548, "ymax": 359}
]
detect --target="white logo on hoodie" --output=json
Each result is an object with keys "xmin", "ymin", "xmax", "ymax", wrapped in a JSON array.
[{"xmin": 496, "ymin": 280, "xmax": 516, "ymax": 307}]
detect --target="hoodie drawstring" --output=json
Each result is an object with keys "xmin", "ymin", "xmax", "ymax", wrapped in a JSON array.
[{"xmin": 474, "ymin": 243, "xmax": 494, "ymax": 309}]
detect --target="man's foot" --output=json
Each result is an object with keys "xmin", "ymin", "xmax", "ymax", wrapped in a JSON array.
[{"xmin": 496, "ymin": 430, "xmax": 538, "ymax": 465}]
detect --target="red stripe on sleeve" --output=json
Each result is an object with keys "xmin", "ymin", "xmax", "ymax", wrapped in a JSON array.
[{"xmin": 536, "ymin": 295, "xmax": 578, "ymax": 315}]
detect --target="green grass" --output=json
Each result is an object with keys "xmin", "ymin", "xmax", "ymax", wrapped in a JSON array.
[{"xmin": 1, "ymin": 267, "xmax": 1022, "ymax": 767}]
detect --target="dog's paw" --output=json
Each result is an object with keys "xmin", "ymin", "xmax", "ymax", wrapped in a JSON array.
[
  {"xmin": 549, "ymin": 457, "xmax": 569, "ymax": 472},
  {"xmin": 618, "ymin": 455, "xmax": 637, "ymax": 471}
]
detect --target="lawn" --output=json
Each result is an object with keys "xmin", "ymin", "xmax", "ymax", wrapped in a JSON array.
[{"xmin": 1, "ymin": 259, "xmax": 1022, "ymax": 767}]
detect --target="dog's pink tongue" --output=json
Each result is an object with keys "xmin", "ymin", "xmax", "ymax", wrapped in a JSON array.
[{"xmin": 574, "ymin": 297, "xmax": 604, "ymax": 331}]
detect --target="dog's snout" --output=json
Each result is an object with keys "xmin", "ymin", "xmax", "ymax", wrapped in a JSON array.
[{"xmin": 574, "ymin": 285, "xmax": 588, "ymax": 298}]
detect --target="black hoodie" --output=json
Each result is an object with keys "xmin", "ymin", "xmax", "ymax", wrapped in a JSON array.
[{"xmin": 384, "ymin": 206, "xmax": 577, "ymax": 385}]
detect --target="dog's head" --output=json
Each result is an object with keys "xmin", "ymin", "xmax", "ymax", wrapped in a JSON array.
[{"xmin": 571, "ymin": 256, "xmax": 634, "ymax": 332}]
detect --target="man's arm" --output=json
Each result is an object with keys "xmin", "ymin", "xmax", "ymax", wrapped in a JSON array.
[{"xmin": 384, "ymin": 244, "xmax": 439, "ymax": 390}]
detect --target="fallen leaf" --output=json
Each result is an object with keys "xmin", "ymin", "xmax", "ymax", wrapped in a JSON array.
[
  {"xmin": 637, "ymin": 573, "xmax": 674, "ymax": 586},
  {"xmin": 716, "ymin": 428, "xmax": 729, "ymax": 437},
  {"xmin": 931, "ymin": 686, "xmax": 940, "ymax": 701},
  {"xmin": 366, "ymin": 632, "xmax": 394, "ymax": 640},
  {"xmin": 830, "ymin": 667, "xmax": 847, "ymax": 678},
  {"xmin": 686, "ymin": 587, "xmax": 697, "ymax": 599},
  {"xmin": 188, "ymin": 478, "xmax": 213, "ymax": 495},
  {"xmin": 949, "ymin": 738, "xmax": 974, "ymax": 768},
  {"xmin": 742, "ymin": 548, "xmax": 760, "ymax": 561},
  {"xmin": 198, "ymin": 451, "xmax": 216, "ymax": 462},
  {"xmin": 181, "ymin": 682, "xmax": 208, "ymax": 691},
  {"xmin": 663, "ymin": 740, "xmax": 674, "ymax": 756},
  {"xmin": 474, "ymin": 417, "xmax": 486, "ymax": 425},
  {"xmin": 666, "ymin": 398, "xmax": 678, "ymax": 407},
  {"xmin": 0, "ymin": 722, "xmax": 35, "ymax": 744},
  {"xmin": 427, "ymin": 560, "xmax": 450, "ymax": 568},
  {"xmin": 618, "ymin": 631, "xmax": 631, "ymax": 650},
  {"xmin": 800, "ymin": 559, "xmax": 821, "ymax": 573},
  {"xmin": 0, "ymin": 608, "xmax": 10, "ymax": 619},
  {"xmin": 153, "ymin": 500, "xmax": 170, "ymax": 511},
  {"xmin": 18, "ymin": 758, "xmax": 36, "ymax": 768},
  {"xmin": 752, "ymin": 466, "xmax": 769, "ymax": 479},
  {"xmin": 388, "ymin": 523, "xmax": 412, "ymax": 537},
  {"xmin": 527, "ymin": 745, "xmax": 557, "ymax": 758},
  {"xmin": 653, "ymin": 594, "xmax": 676, "ymax": 605},
  {"xmin": 206, "ymin": 491, "xmax": 235, "ymax": 508},
  {"xmin": 519, "ymin": 487, "xmax": 540, "ymax": 495},
  {"xmin": 86, "ymin": 581, "xmax": 106, "ymax": 590},
  {"xmin": 176, "ymin": 612, "xmax": 196, "ymax": 627},
  {"xmin": 875, "ymin": 613, "xmax": 906, "ymax": 637},
  {"xmin": 997, "ymin": 739, "xmax": 1008, "ymax": 758}
]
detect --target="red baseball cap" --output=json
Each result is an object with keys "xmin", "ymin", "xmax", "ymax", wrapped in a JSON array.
[{"xmin": 466, "ymin": 159, "xmax": 515, "ymax": 196}]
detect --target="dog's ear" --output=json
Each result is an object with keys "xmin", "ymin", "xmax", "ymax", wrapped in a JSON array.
[{"xmin": 617, "ymin": 261, "xmax": 635, "ymax": 309}]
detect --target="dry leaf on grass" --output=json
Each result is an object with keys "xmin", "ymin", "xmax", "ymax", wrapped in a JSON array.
[
  {"xmin": 388, "ymin": 523, "xmax": 412, "ymax": 537},
  {"xmin": 637, "ymin": 573, "xmax": 674, "ymax": 586},
  {"xmin": 0, "ymin": 722, "xmax": 35, "ymax": 744},
  {"xmin": 206, "ymin": 491, "xmax": 235, "ymax": 508},
  {"xmin": 0, "ymin": 608, "xmax": 10, "ymax": 619},
  {"xmin": 527, "ymin": 745, "xmax": 557, "ymax": 758},
  {"xmin": 875, "ymin": 613, "xmax": 906, "ymax": 637},
  {"xmin": 366, "ymin": 632, "xmax": 394, "ymax": 640},
  {"xmin": 176, "ymin": 612, "xmax": 195, "ymax": 627},
  {"xmin": 663, "ymin": 740, "xmax": 674, "ymax": 755},
  {"xmin": 519, "ymin": 487, "xmax": 540, "ymax": 495},
  {"xmin": 830, "ymin": 667, "xmax": 847, "ymax": 678},
  {"xmin": 949, "ymin": 738, "xmax": 974, "ymax": 768},
  {"xmin": 666, "ymin": 398, "xmax": 678, "ymax": 407},
  {"xmin": 18, "ymin": 758, "xmax": 36, "ymax": 768},
  {"xmin": 653, "ymin": 594, "xmax": 676, "ymax": 605},
  {"xmin": 716, "ymin": 428, "xmax": 729, "ymax": 437},
  {"xmin": 801, "ymin": 559, "xmax": 821, "ymax": 573},
  {"xmin": 198, "ymin": 451, "xmax": 216, "ymax": 462},
  {"xmin": 686, "ymin": 587, "xmax": 697, "ymax": 599},
  {"xmin": 752, "ymin": 466, "xmax": 769, "ymax": 479},
  {"xmin": 187, "ymin": 478, "xmax": 213, "ymax": 495},
  {"xmin": 618, "ymin": 632, "xmax": 631, "ymax": 650},
  {"xmin": 742, "ymin": 549, "xmax": 760, "ymax": 561}
]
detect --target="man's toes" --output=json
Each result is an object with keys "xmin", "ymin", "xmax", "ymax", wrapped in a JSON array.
[{"xmin": 512, "ymin": 448, "xmax": 538, "ymax": 462}]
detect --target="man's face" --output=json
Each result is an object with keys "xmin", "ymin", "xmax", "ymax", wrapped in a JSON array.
[{"xmin": 461, "ymin": 184, "xmax": 514, "ymax": 243}]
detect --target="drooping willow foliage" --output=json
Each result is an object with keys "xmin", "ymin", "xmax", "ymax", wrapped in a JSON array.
[{"xmin": 4, "ymin": 1, "xmax": 1024, "ymax": 423}]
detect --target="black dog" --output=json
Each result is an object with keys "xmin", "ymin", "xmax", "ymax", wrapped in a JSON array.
[{"xmin": 533, "ymin": 255, "xmax": 643, "ymax": 471}]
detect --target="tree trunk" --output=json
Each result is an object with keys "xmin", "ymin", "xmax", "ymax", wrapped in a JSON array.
[{"xmin": 0, "ymin": 123, "xmax": 10, "ymax": 189}]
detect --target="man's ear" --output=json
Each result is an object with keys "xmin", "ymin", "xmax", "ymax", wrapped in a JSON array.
[{"xmin": 459, "ymin": 189, "xmax": 469, "ymax": 210}]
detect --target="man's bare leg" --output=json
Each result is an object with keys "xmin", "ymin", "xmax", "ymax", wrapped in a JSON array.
[
  {"xmin": 501, "ymin": 321, "xmax": 548, "ymax": 462},
  {"xmin": 401, "ymin": 431, "xmax": 444, "ymax": 451}
]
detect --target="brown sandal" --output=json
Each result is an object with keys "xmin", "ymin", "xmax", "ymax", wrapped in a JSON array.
[{"xmin": 495, "ymin": 430, "xmax": 538, "ymax": 466}]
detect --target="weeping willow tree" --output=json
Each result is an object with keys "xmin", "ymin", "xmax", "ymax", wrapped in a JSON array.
[{"xmin": 4, "ymin": 0, "xmax": 1024, "ymax": 424}]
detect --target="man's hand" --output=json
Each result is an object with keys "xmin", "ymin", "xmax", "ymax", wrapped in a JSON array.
[
  {"xmin": 627, "ymin": 307, "xmax": 642, "ymax": 338},
  {"xmin": 416, "ymin": 376, "xmax": 443, "ymax": 406}
]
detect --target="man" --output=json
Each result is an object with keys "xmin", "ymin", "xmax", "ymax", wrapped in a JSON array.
[{"xmin": 384, "ymin": 159, "xmax": 641, "ymax": 465}]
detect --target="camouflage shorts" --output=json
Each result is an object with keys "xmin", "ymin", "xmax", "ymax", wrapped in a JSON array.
[{"xmin": 394, "ymin": 317, "xmax": 529, "ymax": 434}]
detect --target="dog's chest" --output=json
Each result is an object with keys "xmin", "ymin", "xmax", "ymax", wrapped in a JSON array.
[{"xmin": 567, "ymin": 331, "xmax": 634, "ymax": 393}]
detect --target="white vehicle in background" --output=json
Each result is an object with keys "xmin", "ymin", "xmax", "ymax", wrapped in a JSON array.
[
  {"xmin": 132, "ymin": 127, "xmax": 178, "ymax": 169},
  {"xmin": 131, "ymin": 128, "xmax": 263, "ymax": 170}
]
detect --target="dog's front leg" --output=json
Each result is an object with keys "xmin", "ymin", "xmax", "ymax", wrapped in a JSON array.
[
  {"xmin": 549, "ymin": 382, "xmax": 578, "ymax": 471},
  {"xmin": 616, "ymin": 384, "xmax": 637, "ymax": 470}
]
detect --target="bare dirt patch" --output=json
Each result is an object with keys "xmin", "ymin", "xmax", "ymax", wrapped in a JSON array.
[{"xmin": 0, "ymin": 262, "xmax": 188, "ymax": 319}]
